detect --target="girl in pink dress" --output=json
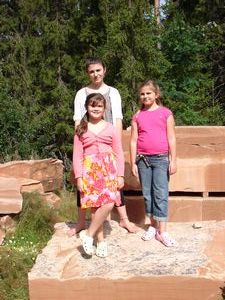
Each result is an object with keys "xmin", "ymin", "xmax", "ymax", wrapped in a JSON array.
[{"xmin": 73, "ymin": 93, "xmax": 124, "ymax": 257}]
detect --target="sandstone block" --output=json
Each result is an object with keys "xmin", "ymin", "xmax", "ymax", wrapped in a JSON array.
[
  {"xmin": 40, "ymin": 192, "xmax": 61, "ymax": 208},
  {"xmin": 19, "ymin": 178, "xmax": 45, "ymax": 193},
  {"xmin": 123, "ymin": 126, "xmax": 225, "ymax": 193},
  {"xmin": 203, "ymin": 197, "xmax": 225, "ymax": 221},
  {"xmin": 0, "ymin": 215, "xmax": 15, "ymax": 231},
  {"xmin": 117, "ymin": 195, "xmax": 225, "ymax": 224},
  {"xmin": 29, "ymin": 220, "xmax": 225, "ymax": 300},
  {"xmin": 0, "ymin": 177, "xmax": 23, "ymax": 214},
  {"xmin": 0, "ymin": 159, "xmax": 64, "ymax": 192}
]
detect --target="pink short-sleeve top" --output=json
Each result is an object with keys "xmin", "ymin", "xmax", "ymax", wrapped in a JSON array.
[{"xmin": 132, "ymin": 106, "xmax": 172, "ymax": 155}]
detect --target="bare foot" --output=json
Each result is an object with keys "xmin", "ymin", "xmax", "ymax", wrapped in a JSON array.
[
  {"xmin": 67, "ymin": 223, "xmax": 86, "ymax": 237},
  {"xmin": 119, "ymin": 218, "xmax": 139, "ymax": 233}
]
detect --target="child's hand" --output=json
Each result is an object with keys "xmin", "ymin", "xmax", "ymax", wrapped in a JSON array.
[
  {"xmin": 76, "ymin": 177, "xmax": 83, "ymax": 192},
  {"xmin": 117, "ymin": 176, "xmax": 124, "ymax": 190},
  {"xmin": 131, "ymin": 164, "xmax": 138, "ymax": 177},
  {"xmin": 169, "ymin": 160, "xmax": 177, "ymax": 175}
]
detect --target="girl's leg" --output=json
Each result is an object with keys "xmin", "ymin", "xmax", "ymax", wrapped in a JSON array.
[
  {"xmin": 117, "ymin": 206, "xmax": 138, "ymax": 233},
  {"xmin": 87, "ymin": 202, "xmax": 114, "ymax": 238},
  {"xmin": 137, "ymin": 158, "xmax": 157, "ymax": 240},
  {"xmin": 150, "ymin": 216, "xmax": 159, "ymax": 229},
  {"xmin": 151, "ymin": 156, "xmax": 177, "ymax": 246},
  {"xmin": 96, "ymin": 225, "xmax": 104, "ymax": 242},
  {"xmin": 115, "ymin": 190, "xmax": 138, "ymax": 232},
  {"xmin": 137, "ymin": 158, "xmax": 153, "ymax": 221},
  {"xmin": 158, "ymin": 221, "xmax": 167, "ymax": 233},
  {"xmin": 151, "ymin": 155, "xmax": 169, "ymax": 227},
  {"xmin": 80, "ymin": 204, "xmax": 113, "ymax": 255},
  {"xmin": 68, "ymin": 191, "xmax": 86, "ymax": 236}
]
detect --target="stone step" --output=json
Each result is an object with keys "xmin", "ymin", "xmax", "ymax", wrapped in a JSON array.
[
  {"xmin": 117, "ymin": 195, "xmax": 225, "ymax": 224},
  {"xmin": 28, "ymin": 220, "xmax": 225, "ymax": 300}
]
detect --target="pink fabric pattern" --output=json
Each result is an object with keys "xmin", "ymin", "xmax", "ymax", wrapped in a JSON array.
[
  {"xmin": 80, "ymin": 152, "xmax": 121, "ymax": 208},
  {"xmin": 73, "ymin": 122, "xmax": 124, "ymax": 178}
]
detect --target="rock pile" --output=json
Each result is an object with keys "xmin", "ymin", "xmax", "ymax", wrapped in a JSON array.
[{"xmin": 0, "ymin": 158, "xmax": 64, "ymax": 244}]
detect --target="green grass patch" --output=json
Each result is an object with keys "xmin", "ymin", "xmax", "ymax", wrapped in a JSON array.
[{"xmin": 0, "ymin": 190, "xmax": 78, "ymax": 300}]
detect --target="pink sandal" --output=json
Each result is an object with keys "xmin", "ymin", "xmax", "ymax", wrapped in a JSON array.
[{"xmin": 155, "ymin": 231, "xmax": 177, "ymax": 247}]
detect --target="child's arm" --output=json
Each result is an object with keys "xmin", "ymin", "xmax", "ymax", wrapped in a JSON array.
[
  {"xmin": 130, "ymin": 119, "xmax": 139, "ymax": 177},
  {"xmin": 112, "ymin": 128, "xmax": 124, "ymax": 189},
  {"xmin": 73, "ymin": 135, "xmax": 84, "ymax": 191},
  {"xmin": 115, "ymin": 118, "xmax": 123, "ymax": 139},
  {"xmin": 167, "ymin": 115, "xmax": 177, "ymax": 175}
]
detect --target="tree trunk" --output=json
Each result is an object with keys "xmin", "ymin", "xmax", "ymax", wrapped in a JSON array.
[{"xmin": 154, "ymin": 0, "xmax": 160, "ymax": 25}]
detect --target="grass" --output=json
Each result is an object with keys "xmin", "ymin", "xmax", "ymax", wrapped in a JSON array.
[{"xmin": 0, "ymin": 190, "xmax": 78, "ymax": 300}]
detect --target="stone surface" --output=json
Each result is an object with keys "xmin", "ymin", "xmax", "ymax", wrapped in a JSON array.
[
  {"xmin": 203, "ymin": 197, "xmax": 225, "ymax": 221},
  {"xmin": 19, "ymin": 178, "xmax": 45, "ymax": 194},
  {"xmin": 122, "ymin": 126, "xmax": 225, "ymax": 192},
  {"xmin": 119, "ymin": 195, "xmax": 225, "ymax": 224},
  {"xmin": 0, "ymin": 228, "xmax": 5, "ymax": 245},
  {"xmin": 0, "ymin": 177, "xmax": 23, "ymax": 214},
  {"xmin": 0, "ymin": 158, "xmax": 64, "ymax": 192},
  {"xmin": 0, "ymin": 159, "xmax": 64, "ymax": 214},
  {"xmin": 0, "ymin": 215, "xmax": 15, "ymax": 231},
  {"xmin": 29, "ymin": 220, "xmax": 225, "ymax": 300},
  {"xmin": 40, "ymin": 192, "xmax": 61, "ymax": 208}
]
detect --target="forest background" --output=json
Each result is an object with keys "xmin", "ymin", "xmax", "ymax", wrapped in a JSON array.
[{"xmin": 1, "ymin": 0, "xmax": 225, "ymax": 172}]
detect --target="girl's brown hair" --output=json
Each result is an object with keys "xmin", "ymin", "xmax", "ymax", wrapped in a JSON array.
[
  {"xmin": 138, "ymin": 80, "xmax": 162, "ymax": 109},
  {"xmin": 85, "ymin": 57, "xmax": 106, "ymax": 72},
  {"xmin": 75, "ymin": 93, "xmax": 106, "ymax": 137}
]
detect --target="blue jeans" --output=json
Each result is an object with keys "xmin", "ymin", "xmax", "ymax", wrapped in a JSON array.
[{"xmin": 136, "ymin": 154, "xmax": 169, "ymax": 222}]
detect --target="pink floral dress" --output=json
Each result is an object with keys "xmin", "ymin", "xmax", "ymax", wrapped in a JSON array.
[
  {"xmin": 73, "ymin": 123, "xmax": 124, "ymax": 209},
  {"xmin": 80, "ymin": 152, "xmax": 121, "ymax": 208}
]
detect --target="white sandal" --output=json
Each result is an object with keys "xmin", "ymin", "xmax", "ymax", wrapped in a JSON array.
[
  {"xmin": 79, "ymin": 230, "xmax": 94, "ymax": 255},
  {"xmin": 96, "ymin": 240, "xmax": 108, "ymax": 258},
  {"xmin": 141, "ymin": 226, "xmax": 156, "ymax": 241}
]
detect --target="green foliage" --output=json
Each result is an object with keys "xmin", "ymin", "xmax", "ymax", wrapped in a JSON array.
[
  {"xmin": 0, "ymin": 0, "xmax": 224, "ymax": 162},
  {"xmin": 0, "ymin": 193, "xmax": 56, "ymax": 300},
  {"xmin": 160, "ymin": 4, "xmax": 225, "ymax": 125},
  {"xmin": 0, "ymin": 191, "xmax": 78, "ymax": 300},
  {"xmin": 0, "ymin": 247, "xmax": 33, "ymax": 300},
  {"xmin": 97, "ymin": 0, "xmax": 171, "ymax": 126},
  {"xmin": 0, "ymin": 80, "xmax": 35, "ymax": 161},
  {"xmin": 167, "ymin": 0, "xmax": 225, "ymax": 122}
]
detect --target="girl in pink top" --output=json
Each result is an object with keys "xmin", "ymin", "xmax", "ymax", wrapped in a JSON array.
[
  {"xmin": 130, "ymin": 80, "xmax": 177, "ymax": 247},
  {"xmin": 73, "ymin": 93, "xmax": 124, "ymax": 257}
]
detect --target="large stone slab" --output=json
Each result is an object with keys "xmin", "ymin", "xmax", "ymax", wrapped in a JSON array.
[
  {"xmin": 123, "ymin": 126, "xmax": 225, "ymax": 192},
  {"xmin": 120, "ymin": 195, "xmax": 225, "ymax": 224},
  {"xmin": 0, "ymin": 177, "xmax": 23, "ymax": 214},
  {"xmin": 0, "ymin": 159, "xmax": 64, "ymax": 192},
  {"xmin": 29, "ymin": 220, "xmax": 225, "ymax": 300},
  {"xmin": 0, "ymin": 158, "xmax": 64, "ymax": 214},
  {"xmin": 18, "ymin": 178, "xmax": 45, "ymax": 194}
]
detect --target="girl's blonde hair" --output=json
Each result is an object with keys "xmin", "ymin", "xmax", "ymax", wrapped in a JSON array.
[
  {"xmin": 138, "ymin": 80, "xmax": 162, "ymax": 109},
  {"xmin": 76, "ymin": 93, "xmax": 106, "ymax": 137}
]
